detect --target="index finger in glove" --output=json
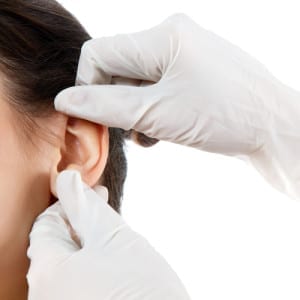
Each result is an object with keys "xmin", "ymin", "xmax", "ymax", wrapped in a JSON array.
[{"xmin": 56, "ymin": 169, "xmax": 128, "ymax": 249}]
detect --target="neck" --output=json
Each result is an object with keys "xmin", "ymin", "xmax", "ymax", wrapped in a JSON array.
[{"xmin": 0, "ymin": 242, "xmax": 29, "ymax": 300}]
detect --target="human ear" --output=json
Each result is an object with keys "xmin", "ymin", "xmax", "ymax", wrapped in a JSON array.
[{"xmin": 50, "ymin": 117, "xmax": 109, "ymax": 198}]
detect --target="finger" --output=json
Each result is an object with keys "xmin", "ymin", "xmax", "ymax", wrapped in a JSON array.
[
  {"xmin": 94, "ymin": 185, "xmax": 109, "ymax": 202},
  {"xmin": 75, "ymin": 13, "xmax": 188, "ymax": 86},
  {"xmin": 56, "ymin": 170, "xmax": 128, "ymax": 248},
  {"xmin": 27, "ymin": 201, "xmax": 79, "ymax": 278},
  {"xmin": 54, "ymin": 83, "xmax": 159, "ymax": 134},
  {"xmin": 110, "ymin": 76, "xmax": 142, "ymax": 86}
]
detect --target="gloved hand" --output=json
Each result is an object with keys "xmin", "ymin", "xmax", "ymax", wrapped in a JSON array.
[
  {"xmin": 26, "ymin": 170, "xmax": 191, "ymax": 300},
  {"xmin": 54, "ymin": 13, "xmax": 300, "ymax": 201}
]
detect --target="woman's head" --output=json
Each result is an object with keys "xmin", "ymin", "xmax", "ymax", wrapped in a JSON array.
[
  {"xmin": 0, "ymin": 0, "xmax": 160, "ymax": 298},
  {"xmin": 0, "ymin": 1, "xmax": 159, "ymax": 297},
  {"xmin": 0, "ymin": 0, "xmax": 129, "ymax": 213}
]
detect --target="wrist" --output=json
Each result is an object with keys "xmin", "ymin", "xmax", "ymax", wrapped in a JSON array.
[
  {"xmin": 246, "ymin": 75, "xmax": 300, "ymax": 201},
  {"xmin": 269, "ymin": 77, "xmax": 300, "ymax": 132}
]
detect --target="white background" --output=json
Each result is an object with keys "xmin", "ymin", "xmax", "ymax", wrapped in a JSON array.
[{"xmin": 59, "ymin": 1, "xmax": 300, "ymax": 299}]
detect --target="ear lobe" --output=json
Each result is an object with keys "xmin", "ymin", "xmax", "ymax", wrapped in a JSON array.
[{"xmin": 50, "ymin": 117, "xmax": 109, "ymax": 197}]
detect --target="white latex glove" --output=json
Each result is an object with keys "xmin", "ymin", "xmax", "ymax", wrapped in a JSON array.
[
  {"xmin": 26, "ymin": 170, "xmax": 191, "ymax": 300},
  {"xmin": 54, "ymin": 13, "xmax": 300, "ymax": 202}
]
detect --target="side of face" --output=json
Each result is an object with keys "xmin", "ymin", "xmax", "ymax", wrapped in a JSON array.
[{"xmin": 0, "ymin": 82, "xmax": 109, "ymax": 298}]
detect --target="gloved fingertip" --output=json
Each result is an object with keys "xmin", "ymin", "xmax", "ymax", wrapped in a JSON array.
[
  {"xmin": 93, "ymin": 185, "xmax": 109, "ymax": 203},
  {"xmin": 54, "ymin": 87, "xmax": 77, "ymax": 112},
  {"xmin": 56, "ymin": 169, "xmax": 83, "ymax": 199}
]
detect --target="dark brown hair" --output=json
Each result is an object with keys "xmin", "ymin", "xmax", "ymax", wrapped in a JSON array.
[{"xmin": 0, "ymin": 0, "xmax": 158, "ymax": 213}]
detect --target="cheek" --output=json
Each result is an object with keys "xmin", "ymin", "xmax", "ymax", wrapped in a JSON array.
[
  {"xmin": 0, "ymin": 114, "xmax": 30, "ymax": 246},
  {"xmin": 0, "ymin": 99, "xmax": 56, "ymax": 255},
  {"xmin": 0, "ymin": 118, "xmax": 52, "ymax": 271}
]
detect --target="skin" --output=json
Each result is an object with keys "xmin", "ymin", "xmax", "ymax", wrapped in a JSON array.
[
  {"xmin": 0, "ymin": 81, "xmax": 109, "ymax": 299},
  {"xmin": 0, "ymin": 95, "xmax": 53, "ymax": 299}
]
